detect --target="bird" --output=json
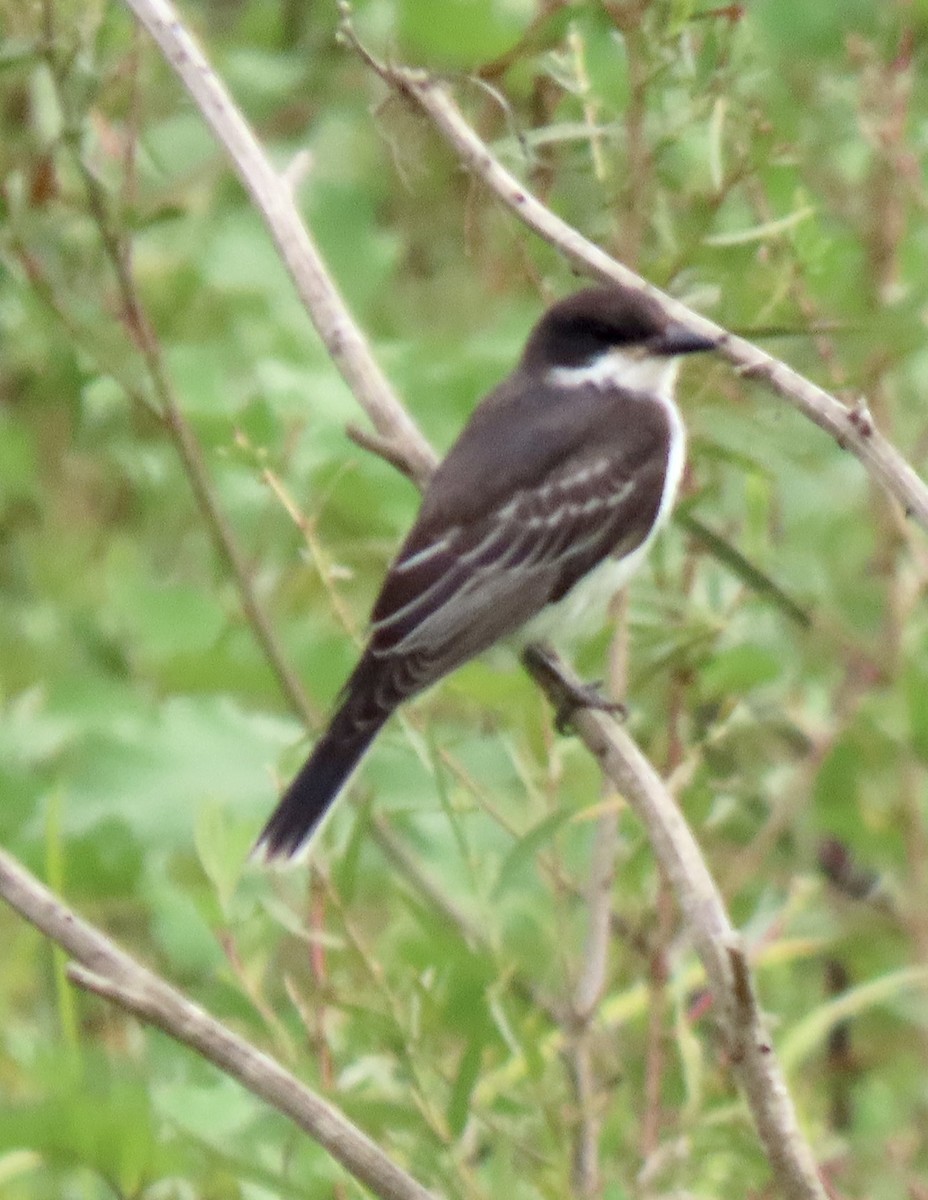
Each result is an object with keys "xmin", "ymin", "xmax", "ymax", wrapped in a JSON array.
[{"xmin": 255, "ymin": 284, "xmax": 716, "ymax": 860}]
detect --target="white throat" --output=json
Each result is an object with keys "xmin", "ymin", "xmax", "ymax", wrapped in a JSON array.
[{"xmin": 547, "ymin": 348, "xmax": 681, "ymax": 400}]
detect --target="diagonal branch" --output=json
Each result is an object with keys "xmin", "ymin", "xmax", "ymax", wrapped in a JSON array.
[
  {"xmin": 119, "ymin": 0, "xmax": 437, "ymax": 489},
  {"xmin": 0, "ymin": 848, "xmax": 437, "ymax": 1200},
  {"xmin": 337, "ymin": 13, "xmax": 928, "ymax": 535},
  {"xmin": 521, "ymin": 648, "xmax": 823, "ymax": 1200}
]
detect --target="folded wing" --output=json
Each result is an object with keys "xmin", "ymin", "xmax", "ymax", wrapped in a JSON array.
[{"xmin": 370, "ymin": 419, "xmax": 669, "ymax": 683}]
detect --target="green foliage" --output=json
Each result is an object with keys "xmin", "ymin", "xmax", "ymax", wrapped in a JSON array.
[{"xmin": 3, "ymin": 0, "xmax": 928, "ymax": 1197}]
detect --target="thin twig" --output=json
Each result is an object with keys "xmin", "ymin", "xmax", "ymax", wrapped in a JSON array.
[
  {"xmin": 60, "ymin": 130, "xmax": 319, "ymax": 729},
  {"xmin": 0, "ymin": 849, "xmax": 437, "ymax": 1200},
  {"xmin": 369, "ymin": 814, "xmax": 486, "ymax": 951},
  {"xmin": 562, "ymin": 800, "xmax": 618, "ymax": 1198},
  {"xmin": 563, "ymin": 1037, "xmax": 602, "ymax": 1198}
]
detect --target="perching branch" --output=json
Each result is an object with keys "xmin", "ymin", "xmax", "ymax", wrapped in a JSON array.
[
  {"xmin": 522, "ymin": 649, "xmax": 823, "ymax": 1200},
  {"xmin": 0, "ymin": 848, "xmax": 437, "ymax": 1200},
  {"xmin": 337, "ymin": 11, "xmax": 928, "ymax": 537}
]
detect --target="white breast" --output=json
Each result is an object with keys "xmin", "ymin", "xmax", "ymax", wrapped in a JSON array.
[{"xmin": 522, "ymin": 352, "xmax": 687, "ymax": 645}]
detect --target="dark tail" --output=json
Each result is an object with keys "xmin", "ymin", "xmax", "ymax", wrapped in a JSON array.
[{"xmin": 254, "ymin": 696, "xmax": 389, "ymax": 861}]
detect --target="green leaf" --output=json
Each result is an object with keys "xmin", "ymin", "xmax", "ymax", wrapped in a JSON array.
[
  {"xmin": 194, "ymin": 800, "xmax": 252, "ymax": 916},
  {"xmin": 704, "ymin": 204, "xmax": 816, "ymax": 247},
  {"xmin": 701, "ymin": 644, "xmax": 782, "ymax": 696},
  {"xmin": 54, "ymin": 695, "xmax": 293, "ymax": 849},
  {"xmin": 0, "ymin": 1061, "xmax": 163, "ymax": 1191},
  {"xmin": 905, "ymin": 658, "xmax": 928, "ymax": 763},
  {"xmin": 812, "ymin": 737, "xmax": 861, "ymax": 836},
  {"xmin": 677, "ymin": 511, "xmax": 811, "ymax": 628},
  {"xmin": 398, "ymin": 0, "xmax": 533, "ymax": 65},
  {"xmin": 492, "ymin": 808, "xmax": 572, "ymax": 901},
  {"xmin": 447, "ymin": 1034, "xmax": 485, "ymax": 1138},
  {"xmin": 780, "ymin": 967, "xmax": 928, "ymax": 1073},
  {"xmin": 0, "ymin": 412, "xmax": 37, "ymax": 507}
]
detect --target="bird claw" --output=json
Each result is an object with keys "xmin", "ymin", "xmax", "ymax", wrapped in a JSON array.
[
  {"xmin": 553, "ymin": 680, "xmax": 627, "ymax": 734},
  {"xmin": 521, "ymin": 643, "xmax": 627, "ymax": 734}
]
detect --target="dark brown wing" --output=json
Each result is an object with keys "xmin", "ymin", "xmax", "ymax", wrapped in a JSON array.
[{"xmin": 368, "ymin": 375, "xmax": 672, "ymax": 680}]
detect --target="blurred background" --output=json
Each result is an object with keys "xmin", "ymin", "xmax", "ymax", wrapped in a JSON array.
[{"xmin": 2, "ymin": 1, "xmax": 928, "ymax": 1195}]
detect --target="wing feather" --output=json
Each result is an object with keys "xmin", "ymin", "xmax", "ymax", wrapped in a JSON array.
[
  {"xmin": 372, "ymin": 457, "xmax": 662, "ymax": 661},
  {"xmin": 365, "ymin": 375, "xmax": 674, "ymax": 694}
]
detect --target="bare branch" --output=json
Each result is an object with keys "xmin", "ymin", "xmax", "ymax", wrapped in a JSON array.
[
  {"xmin": 563, "ymin": 1035, "xmax": 603, "ymax": 1198},
  {"xmin": 522, "ymin": 648, "xmax": 824, "ymax": 1200},
  {"xmin": 0, "ymin": 849, "xmax": 437, "ymax": 1200},
  {"xmin": 120, "ymin": 0, "xmax": 437, "ymax": 489},
  {"xmin": 346, "ymin": 423, "xmax": 423, "ymax": 483},
  {"xmin": 338, "ymin": 18, "xmax": 928, "ymax": 535}
]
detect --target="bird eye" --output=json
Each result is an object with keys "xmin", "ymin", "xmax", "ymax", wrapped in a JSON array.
[{"xmin": 588, "ymin": 320, "xmax": 617, "ymax": 344}]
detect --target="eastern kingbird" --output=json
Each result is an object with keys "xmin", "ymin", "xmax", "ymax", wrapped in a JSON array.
[{"xmin": 256, "ymin": 285, "xmax": 715, "ymax": 860}]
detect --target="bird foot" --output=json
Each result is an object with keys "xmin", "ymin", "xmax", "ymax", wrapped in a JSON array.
[
  {"xmin": 521, "ymin": 642, "xmax": 627, "ymax": 734},
  {"xmin": 553, "ymin": 679, "xmax": 627, "ymax": 734}
]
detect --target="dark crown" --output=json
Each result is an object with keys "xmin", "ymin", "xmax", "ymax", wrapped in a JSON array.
[
  {"xmin": 521, "ymin": 286, "xmax": 668, "ymax": 370},
  {"xmin": 521, "ymin": 285, "xmax": 714, "ymax": 370}
]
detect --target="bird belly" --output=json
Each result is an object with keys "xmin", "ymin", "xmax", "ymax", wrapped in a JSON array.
[
  {"xmin": 518, "ymin": 545, "xmax": 647, "ymax": 645},
  {"xmin": 519, "ymin": 396, "xmax": 685, "ymax": 647}
]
